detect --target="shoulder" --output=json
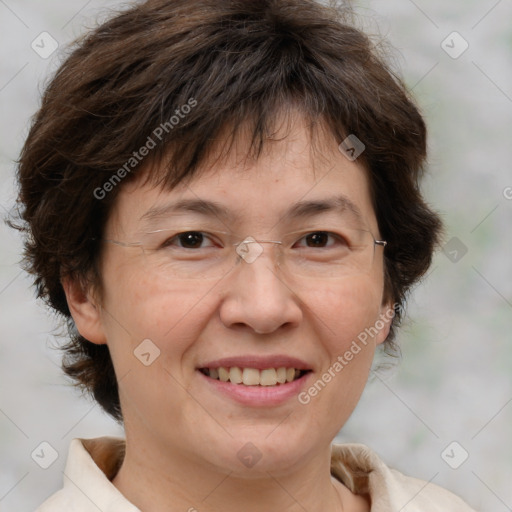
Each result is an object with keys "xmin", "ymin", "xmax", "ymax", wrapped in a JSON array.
[
  {"xmin": 36, "ymin": 438, "xmax": 138, "ymax": 512},
  {"xmin": 330, "ymin": 443, "xmax": 478, "ymax": 512}
]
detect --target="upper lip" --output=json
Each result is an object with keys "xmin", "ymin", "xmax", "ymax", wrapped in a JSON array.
[{"xmin": 198, "ymin": 355, "xmax": 312, "ymax": 371}]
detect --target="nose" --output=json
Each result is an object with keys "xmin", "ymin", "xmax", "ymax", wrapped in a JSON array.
[{"xmin": 219, "ymin": 248, "xmax": 303, "ymax": 334}]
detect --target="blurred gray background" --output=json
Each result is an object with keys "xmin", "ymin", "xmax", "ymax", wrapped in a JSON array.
[{"xmin": 1, "ymin": 1, "xmax": 511, "ymax": 510}]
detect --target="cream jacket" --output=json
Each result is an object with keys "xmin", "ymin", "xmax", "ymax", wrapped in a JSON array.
[{"xmin": 36, "ymin": 437, "xmax": 477, "ymax": 511}]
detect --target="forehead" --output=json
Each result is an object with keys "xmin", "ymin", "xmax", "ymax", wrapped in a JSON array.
[{"xmin": 107, "ymin": 115, "xmax": 378, "ymax": 235}]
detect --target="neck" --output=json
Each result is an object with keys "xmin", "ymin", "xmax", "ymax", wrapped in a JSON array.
[{"xmin": 112, "ymin": 436, "xmax": 367, "ymax": 512}]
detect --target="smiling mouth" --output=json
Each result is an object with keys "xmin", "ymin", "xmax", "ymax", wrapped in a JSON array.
[{"xmin": 199, "ymin": 367, "xmax": 311, "ymax": 386}]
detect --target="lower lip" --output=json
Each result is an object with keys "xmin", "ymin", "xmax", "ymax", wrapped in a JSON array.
[{"xmin": 197, "ymin": 371, "xmax": 311, "ymax": 407}]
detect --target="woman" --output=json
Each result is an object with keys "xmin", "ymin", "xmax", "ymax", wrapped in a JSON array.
[{"xmin": 13, "ymin": 0, "xmax": 477, "ymax": 510}]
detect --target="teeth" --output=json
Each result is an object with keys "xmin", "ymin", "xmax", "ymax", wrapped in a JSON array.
[
  {"xmin": 260, "ymin": 368, "xmax": 277, "ymax": 386},
  {"xmin": 229, "ymin": 367, "xmax": 243, "ymax": 384},
  {"xmin": 204, "ymin": 366, "xmax": 306, "ymax": 386},
  {"xmin": 242, "ymin": 368, "xmax": 260, "ymax": 386},
  {"xmin": 276, "ymin": 367, "xmax": 287, "ymax": 384},
  {"xmin": 218, "ymin": 367, "xmax": 229, "ymax": 382}
]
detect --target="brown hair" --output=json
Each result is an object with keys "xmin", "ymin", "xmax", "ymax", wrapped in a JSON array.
[{"xmin": 12, "ymin": 0, "xmax": 442, "ymax": 422}]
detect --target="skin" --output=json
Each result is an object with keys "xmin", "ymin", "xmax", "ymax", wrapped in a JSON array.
[{"xmin": 64, "ymin": 113, "xmax": 392, "ymax": 512}]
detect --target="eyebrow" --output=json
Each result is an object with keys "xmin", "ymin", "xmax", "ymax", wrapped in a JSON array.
[
  {"xmin": 282, "ymin": 196, "xmax": 366, "ymax": 226},
  {"xmin": 139, "ymin": 195, "xmax": 366, "ymax": 228},
  {"xmin": 140, "ymin": 199, "xmax": 231, "ymax": 226}
]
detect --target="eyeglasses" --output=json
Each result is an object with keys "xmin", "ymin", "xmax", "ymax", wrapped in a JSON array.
[{"xmin": 102, "ymin": 227, "xmax": 387, "ymax": 280}]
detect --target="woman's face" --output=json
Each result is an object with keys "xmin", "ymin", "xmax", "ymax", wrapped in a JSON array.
[{"xmin": 81, "ymin": 116, "xmax": 392, "ymax": 476}]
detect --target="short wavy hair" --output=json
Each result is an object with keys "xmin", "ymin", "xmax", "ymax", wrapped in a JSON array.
[{"xmin": 12, "ymin": 0, "xmax": 442, "ymax": 422}]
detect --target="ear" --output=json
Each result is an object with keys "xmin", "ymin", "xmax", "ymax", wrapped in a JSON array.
[
  {"xmin": 375, "ymin": 300, "xmax": 395, "ymax": 345},
  {"xmin": 61, "ymin": 276, "xmax": 107, "ymax": 345}
]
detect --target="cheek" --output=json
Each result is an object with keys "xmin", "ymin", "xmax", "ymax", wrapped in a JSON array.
[
  {"xmin": 302, "ymin": 275, "xmax": 384, "ymax": 346},
  {"xmin": 297, "ymin": 279, "xmax": 382, "ymax": 432},
  {"xmin": 100, "ymin": 265, "xmax": 219, "ymax": 362},
  {"xmin": 99, "ymin": 271, "xmax": 219, "ymax": 418}
]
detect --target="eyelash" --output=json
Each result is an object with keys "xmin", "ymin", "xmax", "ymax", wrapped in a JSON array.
[
  {"xmin": 163, "ymin": 231, "xmax": 218, "ymax": 250},
  {"xmin": 162, "ymin": 231, "xmax": 348, "ymax": 250}
]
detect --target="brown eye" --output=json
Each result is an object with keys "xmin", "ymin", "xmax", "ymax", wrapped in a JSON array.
[
  {"xmin": 169, "ymin": 231, "xmax": 209, "ymax": 249},
  {"xmin": 293, "ymin": 231, "xmax": 350, "ymax": 250},
  {"xmin": 304, "ymin": 232, "xmax": 330, "ymax": 247}
]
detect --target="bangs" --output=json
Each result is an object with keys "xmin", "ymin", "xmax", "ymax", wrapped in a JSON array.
[{"xmin": 137, "ymin": 98, "xmax": 349, "ymax": 193}]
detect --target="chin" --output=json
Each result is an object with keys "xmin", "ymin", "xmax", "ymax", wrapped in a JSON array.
[{"xmin": 200, "ymin": 422, "xmax": 324, "ymax": 477}]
